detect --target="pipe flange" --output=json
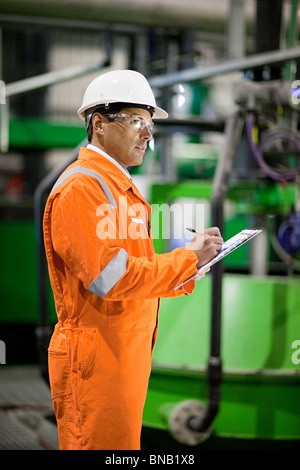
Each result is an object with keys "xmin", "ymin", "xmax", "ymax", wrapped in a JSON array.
[{"xmin": 168, "ymin": 400, "xmax": 213, "ymax": 446}]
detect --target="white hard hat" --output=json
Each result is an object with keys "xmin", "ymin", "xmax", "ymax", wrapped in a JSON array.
[{"xmin": 77, "ymin": 69, "xmax": 168, "ymax": 121}]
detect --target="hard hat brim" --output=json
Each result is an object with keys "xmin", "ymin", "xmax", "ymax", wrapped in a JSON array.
[{"xmin": 77, "ymin": 101, "xmax": 168, "ymax": 121}]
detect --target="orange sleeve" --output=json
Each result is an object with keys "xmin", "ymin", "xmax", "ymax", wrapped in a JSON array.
[{"xmin": 50, "ymin": 175, "xmax": 199, "ymax": 301}]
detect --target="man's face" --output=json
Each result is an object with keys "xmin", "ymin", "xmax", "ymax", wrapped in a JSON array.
[{"xmin": 92, "ymin": 107, "xmax": 153, "ymax": 169}]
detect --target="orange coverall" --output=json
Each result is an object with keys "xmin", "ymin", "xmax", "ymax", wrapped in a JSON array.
[{"xmin": 43, "ymin": 146, "xmax": 199, "ymax": 450}]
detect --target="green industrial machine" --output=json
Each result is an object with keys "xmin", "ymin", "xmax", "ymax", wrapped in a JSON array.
[
  {"xmin": 140, "ymin": 181, "xmax": 300, "ymax": 449},
  {"xmin": 138, "ymin": 75, "xmax": 300, "ymax": 448},
  {"xmin": 144, "ymin": 275, "xmax": 300, "ymax": 448}
]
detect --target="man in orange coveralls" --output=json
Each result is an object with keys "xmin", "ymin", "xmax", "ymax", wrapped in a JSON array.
[{"xmin": 43, "ymin": 69, "xmax": 223, "ymax": 450}]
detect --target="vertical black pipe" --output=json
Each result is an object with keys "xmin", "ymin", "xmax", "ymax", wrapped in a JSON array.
[
  {"xmin": 254, "ymin": 0, "xmax": 283, "ymax": 81},
  {"xmin": 203, "ymin": 114, "xmax": 243, "ymax": 431},
  {"xmin": 194, "ymin": 0, "xmax": 284, "ymax": 434},
  {"xmin": 189, "ymin": 112, "xmax": 243, "ymax": 433}
]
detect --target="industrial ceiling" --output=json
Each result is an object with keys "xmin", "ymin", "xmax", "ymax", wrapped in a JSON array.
[{"xmin": 0, "ymin": 0, "xmax": 256, "ymax": 30}]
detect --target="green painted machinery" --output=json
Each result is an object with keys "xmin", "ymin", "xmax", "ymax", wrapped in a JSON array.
[
  {"xmin": 142, "ymin": 274, "xmax": 300, "ymax": 448},
  {"xmin": 140, "ymin": 175, "xmax": 300, "ymax": 449}
]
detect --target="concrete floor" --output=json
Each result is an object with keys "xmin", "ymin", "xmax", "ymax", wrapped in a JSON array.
[{"xmin": 0, "ymin": 365, "xmax": 59, "ymax": 450}]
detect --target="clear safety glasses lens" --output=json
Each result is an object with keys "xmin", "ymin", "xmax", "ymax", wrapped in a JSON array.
[{"xmin": 106, "ymin": 113, "xmax": 154, "ymax": 133}]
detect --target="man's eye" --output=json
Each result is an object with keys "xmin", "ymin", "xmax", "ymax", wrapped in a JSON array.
[
  {"xmin": 130, "ymin": 119, "xmax": 143, "ymax": 130},
  {"xmin": 131, "ymin": 118, "xmax": 142, "ymax": 125}
]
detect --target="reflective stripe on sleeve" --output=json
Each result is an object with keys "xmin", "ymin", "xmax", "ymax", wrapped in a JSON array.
[
  {"xmin": 88, "ymin": 248, "xmax": 128, "ymax": 297},
  {"xmin": 51, "ymin": 166, "xmax": 117, "ymax": 209}
]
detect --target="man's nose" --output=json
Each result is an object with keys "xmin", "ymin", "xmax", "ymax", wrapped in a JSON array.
[{"xmin": 140, "ymin": 126, "xmax": 152, "ymax": 140}]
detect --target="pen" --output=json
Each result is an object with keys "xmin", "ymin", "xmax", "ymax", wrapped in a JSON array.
[{"xmin": 186, "ymin": 227, "xmax": 198, "ymax": 233}]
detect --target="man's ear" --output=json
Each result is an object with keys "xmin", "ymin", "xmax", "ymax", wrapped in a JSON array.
[{"xmin": 92, "ymin": 112, "xmax": 104, "ymax": 135}]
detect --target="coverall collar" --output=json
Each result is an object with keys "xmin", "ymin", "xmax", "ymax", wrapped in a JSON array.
[
  {"xmin": 87, "ymin": 144, "xmax": 132, "ymax": 180},
  {"xmin": 78, "ymin": 145, "xmax": 133, "ymax": 192}
]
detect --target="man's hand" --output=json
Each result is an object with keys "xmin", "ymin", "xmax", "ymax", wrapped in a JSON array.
[
  {"xmin": 194, "ymin": 268, "xmax": 210, "ymax": 281},
  {"xmin": 188, "ymin": 227, "xmax": 223, "ymax": 269}
]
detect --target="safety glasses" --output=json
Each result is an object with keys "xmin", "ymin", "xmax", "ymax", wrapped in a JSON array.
[{"xmin": 105, "ymin": 113, "xmax": 154, "ymax": 133}]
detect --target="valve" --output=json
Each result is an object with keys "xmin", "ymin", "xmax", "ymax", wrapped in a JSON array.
[
  {"xmin": 159, "ymin": 400, "xmax": 213, "ymax": 446},
  {"xmin": 278, "ymin": 213, "xmax": 300, "ymax": 255}
]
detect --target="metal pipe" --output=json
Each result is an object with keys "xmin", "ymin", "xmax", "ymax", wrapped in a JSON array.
[
  {"xmin": 5, "ymin": 60, "xmax": 110, "ymax": 98},
  {"xmin": 0, "ymin": 13, "xmax": 145, "ymax": 34},
  {"xmin": 226, "ymin": 0, "xmax": 245, "ymax": 61},
  {"xmin": 5, "ymin": 45, "xmax": 300, "ymax": 100},
  {"xmin": 189, "ymin": 112, "xmax": 244, "ymax": 433},
  {"xmin": 283, "ymin": 0, "xmax": 299, "ymax": 80},
  {"xmin": 0, "ymin": 0, "xmax": 236, "ymax": 30},
  {"xmin": 149, "ymin": 46, "xmax": 300, "ymax": 88}
]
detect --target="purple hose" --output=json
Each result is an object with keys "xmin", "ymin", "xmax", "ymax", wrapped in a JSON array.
[{"xmin": 246, "ymin": 114, "xmax": 300, "ymax": 181}]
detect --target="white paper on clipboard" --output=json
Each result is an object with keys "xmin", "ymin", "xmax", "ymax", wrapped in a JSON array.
[{"xmin": 174, "ymin": 228, "xmax": 262, "ymax": 290}]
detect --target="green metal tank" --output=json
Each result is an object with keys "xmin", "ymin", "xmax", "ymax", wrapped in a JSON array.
[{"xmin": 142, "ymin": 274, "xmax": 300, "ymax": 449}]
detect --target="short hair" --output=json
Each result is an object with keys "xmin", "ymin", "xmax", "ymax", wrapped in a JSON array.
[{"xmin": 85, "ymin": 104, "xmax": 124, "ymax": 143}]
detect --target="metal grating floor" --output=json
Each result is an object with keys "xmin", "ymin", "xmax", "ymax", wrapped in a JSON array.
[{"xmin": 0, "ymin": 365, "xmax": 59, "ymax": 450}]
